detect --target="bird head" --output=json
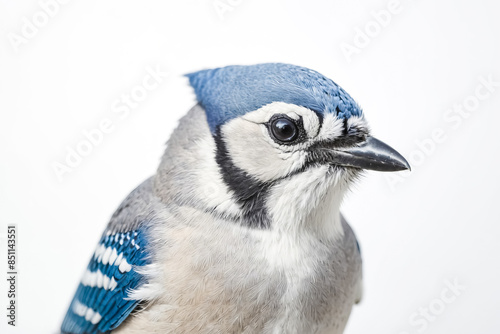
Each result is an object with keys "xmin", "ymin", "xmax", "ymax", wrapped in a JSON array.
[{"xmin": 156, "ymin": 63, "xmax": 409, "ymax": 232}]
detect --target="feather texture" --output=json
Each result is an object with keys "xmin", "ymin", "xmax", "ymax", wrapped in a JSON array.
[{"xmin": 186, "ymin": 63, "xmax": 362, "ymax": 133}]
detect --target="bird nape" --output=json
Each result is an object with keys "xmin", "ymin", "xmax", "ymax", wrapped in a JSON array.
[{"xmin": 61, "ymin": 63, "xmax": 409, "ymax": 334}]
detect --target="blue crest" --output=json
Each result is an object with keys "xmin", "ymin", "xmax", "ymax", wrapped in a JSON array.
[{"xmin": 186, "ymin": 63, "xmax": 362, "ymax": 133}]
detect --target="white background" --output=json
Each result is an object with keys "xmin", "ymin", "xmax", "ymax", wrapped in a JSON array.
[{"xmin": 1, "ymin": 0, "xmax": 499, "ymax": 333}]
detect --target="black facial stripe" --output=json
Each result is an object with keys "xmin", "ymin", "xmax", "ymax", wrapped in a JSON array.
[
  {"xmin": 342, "ymin": 118, "xmax": 348, "ymax": 136},
  {"xmin": 308, "ymin": 134, "xmax": 365, "ymax": 152},
  {"xmin": 213, "ymin": 127, "xmax": 271, "ymax": 229},
  {"xmin": 314, "ymin": 110, "xmax": 324, "ymax": 134}
]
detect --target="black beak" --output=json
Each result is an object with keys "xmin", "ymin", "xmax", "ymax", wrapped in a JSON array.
[{"xmin": 316, "ymin": 136, "xmax": 410, "ymax": 172}]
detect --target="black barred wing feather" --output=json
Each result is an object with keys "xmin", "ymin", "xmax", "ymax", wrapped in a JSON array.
[{"xmin": 61, "ymin": 228, "xmax": 149, "ymax": 334}]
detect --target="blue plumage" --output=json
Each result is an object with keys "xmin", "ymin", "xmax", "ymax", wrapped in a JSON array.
[
  {"xmin": 60, "ymin": 63, "xmax": 410, "ymax": 333},
  {"xmin": 186, "ymin": 63, "xmax": 362, "ymax": 133},
  {"xmin": 61, "ymin": 228, "xmax": 150, "ymax": 334}
]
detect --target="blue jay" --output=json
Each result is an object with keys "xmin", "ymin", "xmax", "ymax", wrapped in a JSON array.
[{"xmin": 61, "ymin": 63, "xmax": 409, "ymax": 334}]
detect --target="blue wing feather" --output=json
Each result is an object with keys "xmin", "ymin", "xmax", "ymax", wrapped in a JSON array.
[{"xmin": 61, "ymin": 228, "xmax": 150, "ymax": 334}]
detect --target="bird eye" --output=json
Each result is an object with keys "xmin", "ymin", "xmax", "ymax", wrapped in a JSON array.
[{"xmin": 270, "ymin": 117, "xmax": 299, "ymax": 143}]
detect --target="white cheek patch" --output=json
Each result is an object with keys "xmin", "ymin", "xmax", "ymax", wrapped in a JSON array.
[
  {"xmin": 221, "ymin": 101, "xmax": 324, "ymax": 183},
  {"xmin": 222, "ymin": 116, "xmax": 307, "ymax": 182}
]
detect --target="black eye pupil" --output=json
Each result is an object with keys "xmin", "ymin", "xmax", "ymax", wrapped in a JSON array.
[{"xmin": 271, "ymin": 118, "xmax": 298, "ymax": 142}]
